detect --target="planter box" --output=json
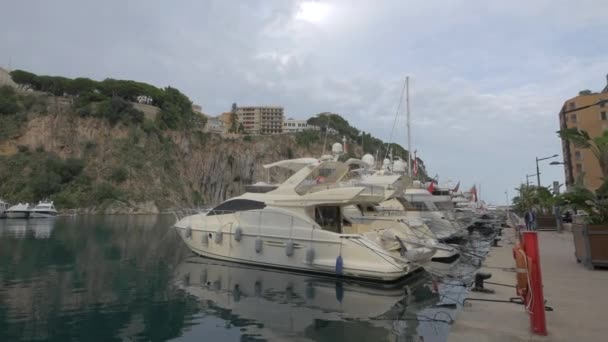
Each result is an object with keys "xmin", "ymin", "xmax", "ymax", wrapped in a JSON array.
[
  {"xmin": 536, "ymin": 215, "xmax": 558, "ymax": 231},
  {"xmin": 572, "ymin": 223, "xmax": 608, "ymax": 269}
]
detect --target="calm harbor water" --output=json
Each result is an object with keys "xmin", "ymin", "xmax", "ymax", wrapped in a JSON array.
[{"xmin": 0, "ymin": 215, "xmax": 478, "ymax": 342}]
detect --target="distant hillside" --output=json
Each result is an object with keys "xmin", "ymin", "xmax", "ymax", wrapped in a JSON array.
[{"xmin": 0, "ymin": 70, "xmax": 429, "ymax": 213}]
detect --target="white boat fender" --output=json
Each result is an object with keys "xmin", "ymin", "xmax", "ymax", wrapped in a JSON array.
[
  {"xmin": 201, "ymin": 232, "xmax": 209, "ymax": 245},
  {"xmin": 255, "ymin": 237, "xmax": 263, "ymax": 253},
  {"xmin": 234, "ymin": 226, "xmax": 243, "ymax": 242},
  {"xmin": 285, "ymin": 240, "xmax": 294, "ymax": 256},
  {"xmin": 305, "ymin": 247, "xmax": 315, "ymax": 264},
  {"xmin": 215, "ymin": 227, "xmax": 223, "ymax": 244}
]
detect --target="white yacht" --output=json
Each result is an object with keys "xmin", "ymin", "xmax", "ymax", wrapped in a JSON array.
[
  {"xmin": 174, "ymin": 161, "xmax": 438, "ymax": 283},
  {"xmin": 381, "ymin": 188, "xmax": 465, "ymax": 242},
  {"xmin": 0, "ymin": 198, "xmax": 9, "ymax": 218},
  {"xmin": 29, "ymin": 201, "xmax": 58, "ymax": 218},
  {"xmin": 5, "ymin": 203, "xmax": 30, "ymax": 219}
]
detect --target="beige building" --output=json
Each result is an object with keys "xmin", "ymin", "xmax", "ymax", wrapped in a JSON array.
[
  {"xmin": 559, "ymin": 76, "xmax": 608, "ymax": 191},
  {"xmin": 236, "ymin": 106, "xmax": 284, "ymax": 134},
  {"xmin": 283, "ymin": 118, "xmax": 319, "ymax": 133}
]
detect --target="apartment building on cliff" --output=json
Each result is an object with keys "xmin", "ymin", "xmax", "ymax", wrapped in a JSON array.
[
  {"xmin": 236, "ymin": 105, "xmax": 284, "ymax": 134},
  {"xmin": 558, "ymin": 75, "xmax": 608, "ymax": 191}
]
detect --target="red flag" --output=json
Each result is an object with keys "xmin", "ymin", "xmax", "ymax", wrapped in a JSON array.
[
  {"xmin": 413, "ymin": 150, "xmax": 418, "ymax": 177},
  {"xmin": 452, "ymin": 181, "xmax": 460, "ymax": 193},
  {"xmin": 428, "ymin": 182, "xmax": 435, "ymax": 193},
  {"xmin": 470, "ymin": 185, "xmax": 477, "ymax": 202}
]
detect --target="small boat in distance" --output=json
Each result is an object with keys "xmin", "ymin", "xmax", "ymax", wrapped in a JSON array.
[
  {"xmin": 5, "ymin": 203, "xmax": 31, "ymax": 219},
  {"xmin": 0, "ymin": 199, "xmax": 9, "ymax": 218},
  {"xmin": 30, "ymin": 201, "xmax": 58, "ymax": 218}
]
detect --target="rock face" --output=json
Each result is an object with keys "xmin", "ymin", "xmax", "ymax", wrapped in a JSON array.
[
  {"xmin": 0, "ymin": 95, "xmax": 425, "ymax": 214},
  {"xmin": 0, "ymin": 106, "xmax": 328, "ymax": 213}
]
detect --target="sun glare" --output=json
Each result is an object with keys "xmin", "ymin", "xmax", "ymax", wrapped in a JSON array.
[{"xmin": 295, "ymin": 1, "xmax": 331, "ymax": 24}]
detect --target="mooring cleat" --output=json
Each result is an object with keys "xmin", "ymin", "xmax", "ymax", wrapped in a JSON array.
[{"xmin": 471, "ymin": 272, "xmax": 495, "ymax": 293}]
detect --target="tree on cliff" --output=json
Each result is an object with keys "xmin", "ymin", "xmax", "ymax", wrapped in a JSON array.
[{"xmin": 0, "ymin": 86, "xmax": 19, "ymax": 114}]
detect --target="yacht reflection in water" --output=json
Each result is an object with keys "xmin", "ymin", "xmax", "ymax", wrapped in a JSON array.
[
  {"xmin": 176, "ymin": 256, "xmax": 441, "ymax": 341},
  {"xmin": 0, "ymin": 219, "xmax": 55, "ymax": 239}
]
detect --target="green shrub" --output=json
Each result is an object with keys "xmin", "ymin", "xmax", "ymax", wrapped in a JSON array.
[
  {"xmin": 17, "ymin": 145, "xmax": 29, "ymax": 153},
  {"xmin": 96, "ymin": 96, "xmax": 144, "ymax": 126},
  {"xmin": 295, "ymin": 130, "xmax": 320, "ymax": 147},
  {"xmin": 92, "ymin": 182, "xmax": 120, "ymax": 202},
  {"xmin": 0, "ymin": 86, "xmax": 19, "ymax": 115},
  {"xmin": 109, "ymin": 167, "xmax": 128, "ymax": 183},
  {"xmin": 243, "ymin": 135, "xmax": 252, "ymax": 142}
]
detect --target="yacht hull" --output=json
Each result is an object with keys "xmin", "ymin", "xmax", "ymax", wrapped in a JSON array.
[
  {"xmin": 29, "ymin": 211, "xmax": 58, "ymax": 218},
  {"xmin": 5, "ymin": 211, "xmax": 29, "ymax": 219},
  {"xmin": 174, "ymin": 213, "xmax": 422, "ymax": 283}
]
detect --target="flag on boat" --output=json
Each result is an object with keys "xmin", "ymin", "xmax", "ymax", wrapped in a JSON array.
[
  {"xmin": 470, "ymin": 185, "xmax": 477, "ymax": 202},
  {"xmin": 451, "ymin": 181, "xmax": 460, "ymax": 193},
  {"xmin": 428, "ymin": 181, "xmax": 435, "ymax": 193}
]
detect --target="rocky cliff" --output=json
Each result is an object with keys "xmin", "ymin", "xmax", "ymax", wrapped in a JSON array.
[{"xmin": 0, "ymin": 91, "xmax": 426, "ymax": 214}]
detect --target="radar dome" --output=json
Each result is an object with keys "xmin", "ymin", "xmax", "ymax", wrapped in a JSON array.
[
  {"xmin": 362, "ymin": 154, "xmax": 375, "ymax": 167},
  {"xmin": 382, "ymin": 158, "xmax": 391, "ymax": 170},
  {"xmin": 393, "ymin": 159, "xmax": 406, "ymax": 173},
  {"xmin": 332, "ymin": 142, "xmax": 343, "ymax": 154}
]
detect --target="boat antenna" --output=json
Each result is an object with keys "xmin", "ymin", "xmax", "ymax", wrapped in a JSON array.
[
  {"xmin": 383, "ymin": 77, "xmax": 407, "ymax": 161},
  {"xmin": 322, "ymin": 114, "xmax": 331, "ymax": 155},
  {"xmin": 406, "ymin": 76, "xmax": 412, "ymax": 179}
]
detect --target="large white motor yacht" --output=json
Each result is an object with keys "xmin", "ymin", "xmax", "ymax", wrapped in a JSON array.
[
  {"xmin": 174, "ymin": 161, "xmax": 438, "ymax": 282},
  {"xmin": 29, "ymin": 201, "xmax": 58, "ymax": 218},
  {"xmin": 5, "ymin": 203, "xmax": 31, "ymax": 219}
]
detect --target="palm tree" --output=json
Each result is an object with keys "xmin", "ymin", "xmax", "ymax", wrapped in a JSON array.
[{"xmin": 557, "ymin": 128, "xmax": 608, "ymax": 180}]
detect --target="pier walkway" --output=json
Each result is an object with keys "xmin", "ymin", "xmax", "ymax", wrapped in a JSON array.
[{"xmin": 448, "ymin": 224, "xmax": 608, "ymax": 342}]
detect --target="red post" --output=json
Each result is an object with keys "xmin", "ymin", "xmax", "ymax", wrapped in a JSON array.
[{"xmin": 522, "ymin": 231, "xmax": 547, "ymax": 336}]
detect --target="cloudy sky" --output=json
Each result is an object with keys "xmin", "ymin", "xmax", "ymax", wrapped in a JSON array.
[{"xmin": 2, "ymin": 0, "xmax": 608, "ymax": 204}]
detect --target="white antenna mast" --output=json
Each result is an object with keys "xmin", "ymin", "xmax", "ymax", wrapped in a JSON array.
[{"xmin": 406, "ymin": 76, "xmax": 412, "ymax": 180}]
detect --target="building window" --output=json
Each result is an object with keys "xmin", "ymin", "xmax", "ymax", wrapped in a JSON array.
[
  {"xmin": 602, "ymin": 111, "xmax": 607, "ymax": 120},
  {"xmin": 601, "ymin": 101, "xmax": 605, "ymax": 108},
  {"xmin": 571, "ymin": 113, "xmax": 577, "ymax": 122},
  {"xmin": 575, "ymin": 151, "xmax": 582, "ymax": 161},
  {"xmin": 576, "ymin": 163, "xmax": 583, "ymax": 173},
  {"xmin": 569, "ymin": 102, "xmax": 576, "ymax": 110}
]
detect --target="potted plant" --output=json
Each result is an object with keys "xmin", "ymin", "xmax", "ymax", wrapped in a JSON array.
[{"xmin": 557, "ymin": 128, "xmax": 608, "ymax": 269}]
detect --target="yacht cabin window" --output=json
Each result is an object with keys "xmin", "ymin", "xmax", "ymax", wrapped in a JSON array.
[
  {"xmin": 434, "ymin": 201, "xmax": 455, "ymax": 210},
  {"xmin": 314, "ymin": 206, "xmax": 342, "ymax": 233},
  {"xmin": 208, "ymin": 199, "xmax": 266, "ymax": 215},
  {"xmin": 397, "ymin": 198, "xmax": 430, "ymax": 211}
]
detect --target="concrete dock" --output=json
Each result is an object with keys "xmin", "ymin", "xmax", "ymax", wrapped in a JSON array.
[{"xmin": 448, "ymin": 225, "xmax": 608, "ymax": 342}]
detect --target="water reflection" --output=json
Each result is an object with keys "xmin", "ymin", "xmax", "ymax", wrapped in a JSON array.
[
  {"xmin": 176, "ymin": 257, "xmax": 451, "ymax": 341},
  {"xmin": 0, "ymin": 215, "xmax": 469, "ymax": 342},
  {"xmin": 0, "ymin": 218, "xmax": 55, "ymax": 239}
]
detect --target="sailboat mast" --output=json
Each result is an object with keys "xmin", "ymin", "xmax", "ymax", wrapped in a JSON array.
[{"xmin": 406, "ymin": 76, "xmax": 412, "ymax": 179}]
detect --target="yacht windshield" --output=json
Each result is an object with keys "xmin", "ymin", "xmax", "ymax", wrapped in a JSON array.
[
  {"xmin": 294, "ymin": 161, "xmax": 349, "ymax": 195},
  {"xmin": 434, "ymin": 201, "xmax": 454, "ymax": 210},
  {"xmin": 208, "ymin": 199, "xmax": 266, "ymax": 215}
]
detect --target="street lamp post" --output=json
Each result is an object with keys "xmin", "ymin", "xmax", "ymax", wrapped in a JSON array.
[
  {"xmin": 536, "ymin": 154, "xmax": 559, "ymax": 187},
  {"xmin": 526, "ymin": 173, "xmax": 539, "ymax": 188}
]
